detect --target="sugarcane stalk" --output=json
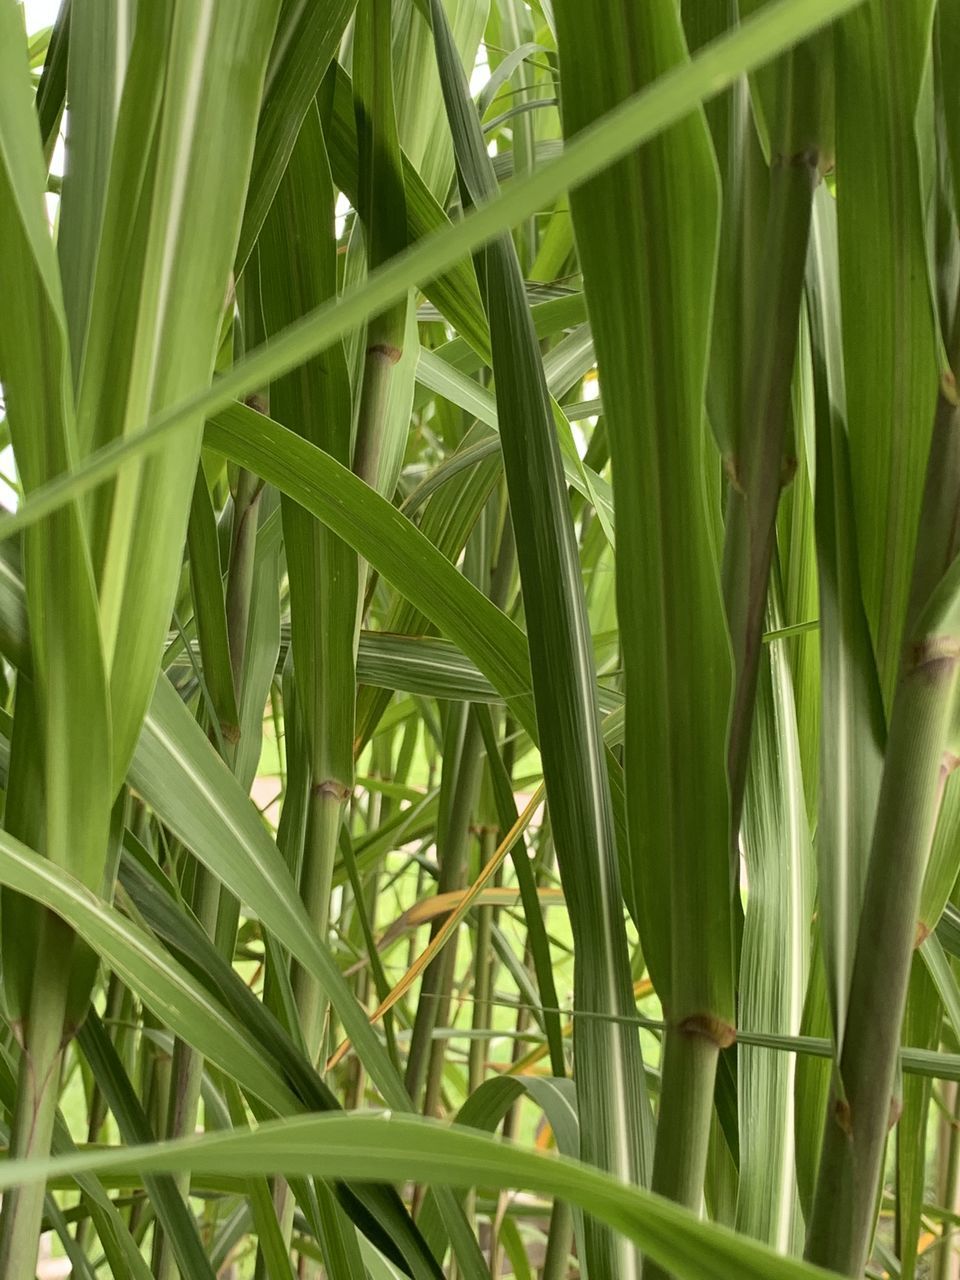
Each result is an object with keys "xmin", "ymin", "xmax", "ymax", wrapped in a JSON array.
[
  {"xmin": 350, "ymin": 0, "xmax": 408, "ymax": 501},
  {"xmin": 935, "ymin": 1082, "xmax": 960, "ymax": 1280},
  {"xmin": 541, "ymin": 1200, "xmax": 575, "ymax": 1280},
  {"xmin": 650, "ymin": 1026, "xmax": 722, "ymax": 1219},
  {"xmin": 405, "ymin": 707, "xmax": 484, "ymax": 1105},
  {"xmin": 0, "ymin": 912, "xmax": 72, "ymax": 1279},
  {"xmin": 805, "ymin": 629, "xmax": 959, "ymax": 1273},
  {"xmin": 224, "ymin": 466, "xmax": 264, "ymax": 695},
  {"xmin": 467, "ymin": 827, "xmax": 498, "ymax": 1095},
  {"xmin": 152, "ymin": 855, "xmax": 222, "ymax": 1280},
  {"xmin": 806, "ymin": 341, "xmax": 960, "ymax": 1271},
  {"xmin": 290, "ymin": 787, "xmax": 348, "ymax": 1065}
]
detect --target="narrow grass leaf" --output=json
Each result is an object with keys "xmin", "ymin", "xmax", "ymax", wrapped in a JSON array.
[
  {"xmin": 835, "ymin": 0, "xmax": 938, "ymax": 705},
  {"xmin": 235, "ymin": 0, "xmax": 357, "ymax": 270},
  {"xmin": 555, "ymin": 0, "xmax": 733, "ymax": 1230},
  {"xmin": 0, "ymin": 1114, "xmax": 848, "ymax": 1280},
  {"xmin": 431, "ymin": 11, "xmax": 652, "ymax": 1280}
]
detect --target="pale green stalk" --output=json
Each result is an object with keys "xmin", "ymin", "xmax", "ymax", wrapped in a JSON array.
[
  {"xmin": 291, "ymin": 790, "xmax": 348, "ymax": 1065},
  {"xmin": 647, "ymin": 1030, "xmax": 717, "ymax": 1261},
  {"xmin": 467, "ymin": 827, "xmax": 497, "ymax": 1095},
  {"xmin": 152, "ymin": 850, "xmax": 224, "ymax": 1280},
  {"xmin": 224, "ymin": 466, "xmax": 264, "ymax": 698},
  {"xmin": 806, "ymin": 298, "xmax": 960, "ymax": 1280},
  {"xmin": 0, "ymin": 913, "xmax": 72, "ymax": 1280},
  {"xmin": 405, "ymin": 707, "xmax": 484, "ymax": 1106},
  {"xmin": 214, "ymin": 459, "xmax": 266, "ymax": 960},
  {"xmin": 805, "ymin": 634, "xmax": 959, "ymax": 1273},
  {"xmin": 541, "ymin": 1202, "xmax": 575, "ymax": 1280},
  {"xmin": 351, "ymin": 0, "xmax": 409, "ymax": 498},
  {"xmin": 935, "ymin": 1082, "xmax": 960, "ymax": 1280}
]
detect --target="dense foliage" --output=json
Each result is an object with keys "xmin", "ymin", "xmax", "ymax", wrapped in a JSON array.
[{"xmin": 0, "ymin": 0, "xmax": 959, "ymax": 1277}]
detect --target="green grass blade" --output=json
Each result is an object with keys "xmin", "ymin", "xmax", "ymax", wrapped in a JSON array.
[
  {"xmin": 393, "ymin": 0, "xmax": 487, "ymax": 199},
  {"xmin": 56, "ymin": 0, "xmax": 131, "ymax": 373},
  {"xmin": 235, "ymin": 0, "xmax": 356, "ymax": 270},
  {"xmin": 720, "ymin": 28, "xmax": 826, "ymax": 841},
  {"xmin": 0, "ymin": 39, "xmax": 112, "ymax": 1261},
  {"xmin": 350, "ymin": 0, "xmax": 410, "ymax": 491},
  {"xmin": 416, "ymin": 346, "xmax": 615, "ymax": 538},
  {"xmin": 34, "ymin": 0, "xmax": 69, "ymax": 158},
  {"xmin": 555, "ymin": 0, "xmax": 733, "ymax": 1232},
  {"xmin": 119, "ymin": 843, "xmax": 444, "ymax": 1278},
  {"xmin": 452, "ymin": 1075, "xmax": 586, "ymax": 1266},
  {"xmin": 738, "ymin": 590, "xmax": 812, "ymax": 1250},
  {"xmin": 0, "ymin": 0, "xmax": 112, "ymax": 904},
  {"xmin": 921, "ymin": 779, "xmax": 960, "ymax": 937},
  {"xmin": 0, "ymin": 1113, "xmax": 848, "ymax": 1280},
  {"xmin": 777, "ymin": 324, "xmax": 820, "ymax": 828},
  {"xmin": 229, "ymin": 484, "xmax": 282, "ymax": 793},
  {"xmin": 793, "ymin": 938, "xmax": 831, "ymax": 1220},
  {"xmin": 806, "ymin": 185, "xmax": 885, "ymax": 1043},
  {"xmin": 474, "ymin": 703, "xmax": 565, "ymax": 1076},
  {"xmin": 326, "ymin": 60, "xmax": 490, "ymax": 361},
  {"xmin": 207, "ymin": 402, "xmax": 536, "ymax": 731},
  {"xmin": 7, "ymin": 1051, "xmax": 156, "ymax": 1280},
  {"xmin": 807, "ymin": 512, "xmax": 960, "ymax": 1273},
  {"xmin": 835, "ymin": 0, "xmax": 938, "ymax": 707},
  {"xmin": 807, "ymin": 42, "xmax": 960, "ymax": 1264},
  {"xmin": 430, "ymin": 13, "xmax": 652, "ymax": 1280},
  {"xmin": 221, "ymin": 1080, "xmax": 297, "ymax": 1280},
  {"xmin": 186, "ymin": 469, "xmax": 240, "ymax": 739},
  {"xmin": 77, "ymin": 1014, "xmax": 218, "ymax": 1280},
  {"xmin": 77, "ymin": 0, "xmax": 280, "ymax": 781},
  {"xmin": 0, "ymin": 829, "xmax": 299, "ymax": 1115},
  {"xmin": 896, "ymin": 956, "xmax": 941, "ymax": 1280},
  {"xmin": 132, "ymin": 676, "xmax": 409, "ymax": 1110},
  {"xmin": 354, "ymin": 420, "xmax": 504, "ymax": 747}
]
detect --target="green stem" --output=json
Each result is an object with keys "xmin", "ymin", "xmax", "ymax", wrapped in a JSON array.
[
  {"xmin": 84, "ymin": 970, "xmax": 123, "ymax": 1145},
  {"xmin": 475, "ymin": 704, "xmax": 566, "ymax": 1079},
  {"xmin": 214, "ymin": 465, "xmax": 264, "ymax": 960},
  {"xmin": 291, "ymin": 786, "xmax": 346, "ymax": 1065},
  {"xmin": 140, "ymin": 1001, "xmax": 171, "ymax": 1160},
  {"xmin": 541, "ymin": 1199, "xmax": 575, "ymax": 1280},
  {"xmin": 468, "ymin": 829, "xmax": 497, "ymax": 1094},
  {"xmin": 76, "ymin": 970, "xmax": 126, "ymax": 1252},
  {"xmin": 153, "ymin": 866, "xmax": 221, "ymax": 1280},
  {"xmin": 486, "ymin": 983, "xmax": 534, "ymax": 1276},
  {"xmin": 805, "ymin": 297, "xmax": 960, "ymax": 1278},
  {"xmin": 648, "ymin": 1026, "xmax": 719, "ymax": 1240},
  {"xmin": 934, "ymin": 1081, "xmax": 960, "ymax": 1280},
  {"xmin": 0, "ymin": 911, "xmax": 71, "ymax": 1280},
  {"xmin": 406, "ymin": 864, "xmax": 426, "ymax": 975},
  {"xmin": 352, "ymin": 331, "xmax": 402, "ymax": 494},
  {"xmin": 350, "ymin": 0, "xmax": 407, "ymax": 500},
  {"xmin": 422, "ymin": 932, "xmax": 463, "ymax": 1121},
  {"xmin": 224, "ymin": 467, "xmax": 263, "ymax": 695},
  {"xmin": 405, "ymin": 708, "xmax": 484, "ymax": 1105},
  {"xmin": 805, "ymin": 640, "xmax": 960, "ymax": 1274}
]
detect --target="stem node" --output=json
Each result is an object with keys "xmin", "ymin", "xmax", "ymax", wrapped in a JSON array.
[{"xmin": 677, "ymin": 1013, "xmax": 736, "ymax": 1049}]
